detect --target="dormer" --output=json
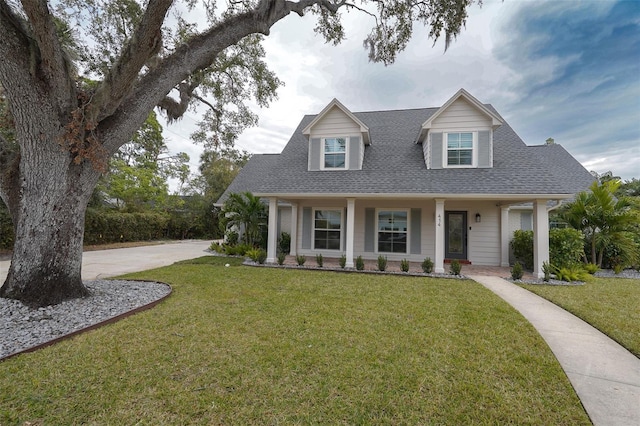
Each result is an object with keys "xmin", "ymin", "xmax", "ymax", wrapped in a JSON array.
[
  {"xmin": 417, "ymin": 89, "xmax": 503, "ymax": 169},
  {"xmin": 303, "ymin": 99, "xmax": 370, "ymax": 171}
]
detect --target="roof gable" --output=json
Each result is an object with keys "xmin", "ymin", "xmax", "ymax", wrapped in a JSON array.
[
  {"xmin": 302, "ymin": 98, "xmax": 371, "ymax": 145},
  {"xmin": 417, "ymin": 88, "xmax": 504, "ymax": 143}
]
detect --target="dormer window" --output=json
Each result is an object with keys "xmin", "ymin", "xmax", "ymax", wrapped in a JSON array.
[
  {"xmin": 442, "ymin": 131, "xmax": 478, "ymax": 168},
  {"xmin": 447, "ymin": 132, "xmax": 474, "ymax": 166},
  {"xmin": 323, "ymin": 137, "xmax": 347, "ymax": 169}
]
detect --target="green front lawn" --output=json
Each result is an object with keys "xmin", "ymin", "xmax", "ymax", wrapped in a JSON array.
[
  {"xmin": 1, "ymin": 257, "xmax": 590, "ymax": 424},
  {"xmin": 521, "ymin": 277, "xmax": 640, "ymax": 357}
]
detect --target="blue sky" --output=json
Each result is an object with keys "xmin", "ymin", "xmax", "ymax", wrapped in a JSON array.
[{"xmin": 164, "ymin": 0, "xmax": 640, "ymax": 182}]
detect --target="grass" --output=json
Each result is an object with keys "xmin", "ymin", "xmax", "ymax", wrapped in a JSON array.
[
  {"xmin": 1, "ymin": 256, "xmax": 590, "ymax": 424},
  {"xmin": 521, "ymin": 276, "xmax": 640, "ymax": 357}
]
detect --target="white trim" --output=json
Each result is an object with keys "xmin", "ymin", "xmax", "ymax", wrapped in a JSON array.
[
  {"xmin": 311, "ymin": 207, "xmax": 344, "ymax": 252},
  {"xmin": 374, "ymin": 208, "xmax": 410, "ymax": 255},
  {"xmin": 320, "ymin": 137, "xmax": 349, "ymax": 171},
  {"xmin": 442, "ymin": 131, "xmax": 478, "ymax": 168}
]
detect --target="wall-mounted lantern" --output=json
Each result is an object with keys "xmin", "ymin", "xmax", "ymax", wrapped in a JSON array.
[{"xmin": 475, "ymin": 213, "xmax": 481, "ymax": 223}]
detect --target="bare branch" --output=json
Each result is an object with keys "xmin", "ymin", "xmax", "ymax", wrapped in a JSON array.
[{"xmin": 19, "ymin": 0, "xmax": 76, "ymax": 113}]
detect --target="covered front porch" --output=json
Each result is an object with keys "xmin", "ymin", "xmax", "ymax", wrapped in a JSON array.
[{"xmin": 263, "ymin": 195, "xmax": 556, "ymax": 278}]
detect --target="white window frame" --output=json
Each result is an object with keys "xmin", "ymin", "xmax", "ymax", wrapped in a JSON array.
[
  {"xmin": 320, "ymin": 137, "xmax": 349, "ymax": 170},
  {"xmin": 312, "ymin": 208, "xmax": 344, "ymax": 251},
  {"xmin": 442, "ymin": 131, "xmax": 478, "ymax": 168},
  {"xmin": 375, "ymin": 208, "xmax": 410, "ymax": 254}
]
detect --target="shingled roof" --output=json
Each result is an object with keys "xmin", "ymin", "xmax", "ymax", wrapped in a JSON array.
[{"xmin": 218, "ymin": 105, "xmax": 594, "ymax": 203}]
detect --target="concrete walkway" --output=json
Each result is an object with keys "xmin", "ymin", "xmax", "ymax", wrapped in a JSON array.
[
  {"xmin": 470, "ymin": 275, "xmax": 640, "ymax": 426},
  {"xmin": 0, "ymin": 240, "xmax": 214, "ymax": 283}
]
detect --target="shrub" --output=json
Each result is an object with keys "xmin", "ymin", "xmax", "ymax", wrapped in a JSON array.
[
  {"xmin": 555, "ymin": 264, "xmax": 589, "ymax": 282},
  {"xmin": 584, "ymin": 263, "xmax": 599, "ymax": 275},
  {"xmin": 277, "ymin": 252, "xmax": 287, "ymax": 265},
  {"xmin": 377, "ymin": 255, "xmax": 387, "ymax": 272},
  {"xmin": 400, "ymin": 259, "xmax": 410, "ymax": 273},
  {"xmin": 449, "ymin": 259, "xmax": 462, "ymax": 276},
  {"xmin": 225, "ymin": 243, "xmax": 252, "ymax": 256},
  {"xmin": 421, "ymin": 257, "xmax": 434, "ymax": 273},
  {"xmin": 316, "ymin": 253, "xmax": 324, "ymax": 267},
  {"xmin": 296, "ymin": 255, "xmax": 306, "ymax": 266},
  {"xmin": 225, "ymin": 229, "xmax": 239, "ymax": 246},
  {"xmin": 245, "ymin": 248, "xmax": 267, "ymax": 264},
  {"xmin": 209, "ymin": 242, "xmax": 225, "ymax": 253},
  {"xmin": 549, "ymin": 228, "xmax": 584, "ymax": 269},
  {"xmin": 542, "ymin": 261, "xmax": 552, "ymax": 282},
  {"xmin": 511, "ymin": 230, "xmax": 534, "ymax": 270},
  {"xmin": 511, "ymin": 261, "xmax": 524, "ymax": 280},
  {"xmin": 278, "ymin": 232, "xmax": 291, "ymax": 254},
  {"xmin": 613, "ymin": 263, "xmax": 624, "ymax": 274},
  {"xmin": 339, "ymin": 254, "xmax": 347, "ymax": 269},
  {"xmin": 355, "ymin": 255, "xmax": 365, "ymax": 271}
]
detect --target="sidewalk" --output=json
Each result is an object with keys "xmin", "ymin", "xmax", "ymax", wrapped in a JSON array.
[
  {"xmin": 0, "ymin": 240, "xmax": 213, "ymax": 283},
  {"xmin": 470, "ymin": 275, "xmax": 640, "ymax": 426}
]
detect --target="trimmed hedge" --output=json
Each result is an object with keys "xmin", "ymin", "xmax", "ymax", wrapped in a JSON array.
[
  {"xmin": 0, "ymin": 202, "xmax": 14, "ymax": 250},
  {"xmin": 83, "ymin": 209, "xmax": 169, "ymax": 244}
]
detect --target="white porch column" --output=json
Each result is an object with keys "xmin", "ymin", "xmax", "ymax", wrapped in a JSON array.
[
  {"xmin": 500, "ymin": 206, "xmax": 511, "ymax": 267},
  {"xmin": 533, "ymin": 199, "xmax": 549, "ymax": 278},
  {"xmin": 434, "ymin": 199, "xmax": 445, "ymax": 274},
  {"xmin": 289, "ymin": 203, "xmax": 298, "ymax": 256},
  {"xmin": 266, "ymin": 197, "xmax": 278, "ymax": 264},
  {"xmin": 345, "ymin": 198, "xmax": 355, "ymax": 268}
]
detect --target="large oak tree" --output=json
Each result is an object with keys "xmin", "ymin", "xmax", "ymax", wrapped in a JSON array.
[{"xmin": 0, "ymin": 0, "xmax": 476, "ymax": 307}]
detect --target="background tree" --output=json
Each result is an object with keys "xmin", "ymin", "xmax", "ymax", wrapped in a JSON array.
[
  {"xmin": 0, "ymin": 0, "xmax": 477, "ymax": 307},
  {"xmin": 219, "ymin": 192, "xmax": 267, "ymax": 247},
  {"xmin": 95, "ymin": 111, "xmax": 190, "ymax": 211}
]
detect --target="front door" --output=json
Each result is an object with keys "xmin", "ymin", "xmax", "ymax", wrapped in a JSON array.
[{"xmin": 445, "ymin": 211, "xmax": 467, "ymax": 260}]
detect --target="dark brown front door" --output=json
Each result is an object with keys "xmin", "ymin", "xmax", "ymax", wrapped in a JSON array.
[{"xmin": 445, "ymin": 211, "xmax": 467, "ymax": 260}]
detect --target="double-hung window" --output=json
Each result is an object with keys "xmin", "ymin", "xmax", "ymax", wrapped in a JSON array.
[
  {"xmin": 323, "ymin": 137, "xmax": 347, "ymax": 169},
  {"xmin": 377, "ymin": 210, "xmax": 407, "ymax": 253},
  {"xmin": 314, "ymin": 209, "xmax": 342, "ymax": 250},
  {"xmin": 446, "ymin": 132, "xmax": 474, "ymax": 166}
]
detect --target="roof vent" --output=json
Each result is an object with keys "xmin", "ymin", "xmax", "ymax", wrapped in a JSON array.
[{"xmin": 546, "ymin": 137, "xmax": 555, "ymax": 145}]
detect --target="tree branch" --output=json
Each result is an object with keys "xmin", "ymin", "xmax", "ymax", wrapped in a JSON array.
[
  {"xmin": 19, "ymin": 0, "xmax": 76, "ymax": 114},
  {"xmin": 92, "ymin": 0, "xmax": 174, "ymax": 122},
  {"xmin": 0, "ymin": 1, "xmax": 34, "ymax": 85},
  {"xmin": 99, "ymin": 0, "xmax": 347, "ymax": 154}
]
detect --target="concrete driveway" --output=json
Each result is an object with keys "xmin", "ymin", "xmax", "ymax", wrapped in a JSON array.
[{"xmin": 0, "ymin": 240, "xmax": 214, "ymax": 283}]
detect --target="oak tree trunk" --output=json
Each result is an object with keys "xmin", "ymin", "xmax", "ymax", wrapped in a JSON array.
[{"xmin": 0, "ymin": 127, "xmax": 99, "ymax": 307}]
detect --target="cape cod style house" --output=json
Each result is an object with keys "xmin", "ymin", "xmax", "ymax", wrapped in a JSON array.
[{"xmin": 219, "ymin": 89, "xmax": 594, "ymax": 277}]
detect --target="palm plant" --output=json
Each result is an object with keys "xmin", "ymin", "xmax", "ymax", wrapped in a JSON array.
[
  {"xmin": 560, "ymin": 180, "xmax": 639, "ymax": 267},
  {"xmin": 219, "ymin": 192, "xmax": 267, "ymax": 247}
]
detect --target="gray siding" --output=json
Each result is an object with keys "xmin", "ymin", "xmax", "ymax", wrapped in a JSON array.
[
  {"xmin": 349, "ymin": 136, "xmax": 361, "ymax": 170},
  {"xmin": 302, "ymin": 207, "xmax": 312, "ymax": 249},
  {"xmin": 309, "ymin": 138, "xmax": 321, "ymax": 171},
  {"xmin": 364, "ymin": 208, "xmax": 375, "ymax": 252},
  {"xmin": 430, "ymin": 132, "xmax": 443, "ymax": 169},
  {"xmin": 478, "ymin": 130, "xmax": 491, "ymax": 168},
  {"xmin": 410, "ymin": 208, "xmax": 421, "ymax": 254}
]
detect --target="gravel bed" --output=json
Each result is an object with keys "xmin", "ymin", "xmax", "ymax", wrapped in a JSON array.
[
  {"xmin": 594, "ymin": 269, "xmax": 640, "ymax": 279},
  {"xmin": 0, "ymin": 280, "xmax": 170, "ymax": 359}
]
